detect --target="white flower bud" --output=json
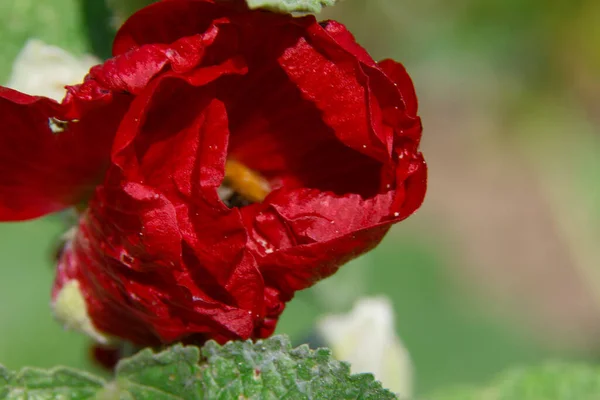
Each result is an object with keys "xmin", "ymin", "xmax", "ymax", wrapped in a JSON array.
[
  {"xmin": 6, "ymin": 39, "xmax": 99, "ymax": 101},
  {"xmin": 317, "ymin": 297, "xmax": 413, "ymax": 398}
]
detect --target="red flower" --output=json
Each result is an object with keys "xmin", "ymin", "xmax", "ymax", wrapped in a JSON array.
[{"xmin": 0, "ymin": 0, "xmax": 426, "ymax": 346}]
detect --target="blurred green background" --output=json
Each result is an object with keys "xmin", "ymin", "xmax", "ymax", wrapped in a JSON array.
[{"xmin": 0, "ymin": 0, "xmax": 599, "ymax": 396}]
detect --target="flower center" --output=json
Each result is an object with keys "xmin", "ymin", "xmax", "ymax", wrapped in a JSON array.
[{"xmin": 219, "ymin": 160, "xmax": 271, "ymax": 207}]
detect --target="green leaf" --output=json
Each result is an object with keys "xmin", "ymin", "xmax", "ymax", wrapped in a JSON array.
[
  {"xmin": 431, "ymin": 363, "xmax": 600, "ymax": 400},
  {"xmin": 0, "ymin": 336, "xmax": 397, "ymax": 399},
  {"xmin": 110, "ymin": 335, "xmax": 397, "ymax": 399},
  {"xmin": 0, "ymin": 364, "xmax": 105, "ymax": 399},
  {"xmin": 245, "ymin": 0, "xmax": 337, "ymax": 14},
  {"xmin": 111, "ymin": 345, "xmax": 204, "ymax": 399},
  {"xmin": 196, "ymin": 335, "xmax": 396, "ymax": 399}
]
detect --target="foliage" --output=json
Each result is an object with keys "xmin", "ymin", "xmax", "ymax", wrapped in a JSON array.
[
  {"xmin": 246, "ymin": 0, "xmax": 336, "ymax": 13},
  {"xmin": 432, "ymin": 363, "xmax": 600, "ymax": 400},
  {"xmin": 0, "ymin": 336, "xmax": 397, "ymax": 399}
]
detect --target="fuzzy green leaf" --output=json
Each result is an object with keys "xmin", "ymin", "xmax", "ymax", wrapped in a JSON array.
[
  {"xmin": 197, "ymin": 335, "xmax": 396, "ymax": 399},
  {"xmin": 109, "ymin": 335, "xmax": 396, "ymax": 399},
  {"xmin": 432, "ymin": 363, "xmax": 600, "ymax": 400},
  {"xmin": 0, "ymin": 336, "xmax": 397, "ymax": 399},
  {"xmin": 109, "ymin": 345, "xmax": 204, "ymax": 399},
  {"xmin": 0, "ymin": 364, "xmax": 105, "ymax": 399},
  {"xmin": 245, "ymin": 0, "xmax": 337, "ymax": 14}
]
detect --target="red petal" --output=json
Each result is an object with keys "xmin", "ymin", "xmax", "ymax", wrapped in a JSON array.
[
  {"xmin": 243, "ymin": 189, "xmax": 393, "ymax": 294},
  {"xmin": 0, "ymin": 88, "xmax": 127, "ymax": 221},
  {"xmin": 53, "ymin": 82, "xmax": 268, "ymax": 345},
  {"xmin": 377, "ymin": 59, "xmax": 419, "ymax": 118},
  {"xmin": 113, "ymin": 0, "xmax": 228, "ymax": 56},
  {"xmin": 90, "ymin": 33, "xmax": 218, "ymax": 95},
  {"xmin": 278, "ymin": 29, "xmax": 390, "ymax": 162},
  {"xmin": 224, "ymin": 58, "xmax": 383, "ymax": 198}
]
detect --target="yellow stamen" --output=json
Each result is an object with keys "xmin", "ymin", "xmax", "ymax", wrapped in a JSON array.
[{"xmin": 224, "ymin": 160, "xmax": 271, "ymax": 203}]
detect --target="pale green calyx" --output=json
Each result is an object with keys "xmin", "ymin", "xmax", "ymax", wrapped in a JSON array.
[
  {"xmin": 52, "ymin": 280, "xmax": 116, "ymax": 345},
  {"xmin": 246, "ymin": 0, "xmax": 337, "ymax": 14}
]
